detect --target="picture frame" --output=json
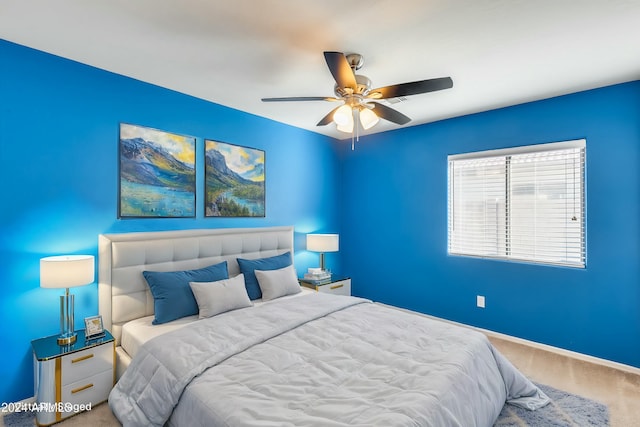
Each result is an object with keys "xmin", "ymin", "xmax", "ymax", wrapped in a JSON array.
[
  {"xmin": 84, "ymin": 315, "xmax": 105, "ymax": 339},
  {"xmin": 118, "ymin": 123, "xmax": 196, "ymax": 218},
  {"xmin": 204, "ymin": 139, "xmax": 265, "ymax": 217}
]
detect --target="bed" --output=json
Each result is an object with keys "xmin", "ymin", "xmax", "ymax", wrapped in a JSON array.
[{"xmin": 99, "ymin": 226, "xmax": 548, "ymax": 427}]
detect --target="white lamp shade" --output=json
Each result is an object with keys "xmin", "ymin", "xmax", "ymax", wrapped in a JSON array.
[
  {"xmin": 307, "ymin": 234, "xmax": 339, "ymax": 252},
  {"xmin": 336, "ymin": 122, "xmax": 354, "ymax": 133},
  {"xmin": 40, "ymin": 255, "xmax": 95, "ymax": 289},
  {"xmin": 359, "ymin": 107, "xmax": 380, "ymax": 130},
  {"xmin": 334, "ymin": 105, "xmax": 354, "ymax": 133},
  {"xmin": 333, "ymin": 104, "xmax": 352, "ymax": 126}
]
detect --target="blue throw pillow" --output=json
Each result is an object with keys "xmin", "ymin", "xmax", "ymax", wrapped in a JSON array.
[
  {"xmin": 143, "ymin": 261, "xmax": 228, "ymax": 324},
  {"xmin": 237, "ymin": 252, "xmax": 292, "ymax": 300}
]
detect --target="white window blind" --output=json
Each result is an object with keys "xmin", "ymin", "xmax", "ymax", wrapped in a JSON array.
[{"xmin": 448, "ymin": 139, "xmax": 585, "ymax": 268}]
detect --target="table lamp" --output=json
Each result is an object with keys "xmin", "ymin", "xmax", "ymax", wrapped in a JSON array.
[
  {"xmin": 40, "ymin": 255, "xmax": 95, "ymax": 345},
  {"xmin": 306, "ymin": 234, "xmax": 339, "ymax": 272}
]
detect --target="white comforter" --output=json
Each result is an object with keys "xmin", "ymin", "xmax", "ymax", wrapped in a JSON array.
[{"xmin": 109, "ymin": 293, "xmax": 548, "ymax": 427}]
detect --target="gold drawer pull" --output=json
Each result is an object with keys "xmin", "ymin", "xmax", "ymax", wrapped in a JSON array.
[
  {"xmin": 71, "ymin": 354, "xmax": 94, "ymax": 364},
  {"xmin": 330, "ymin": 284, "xmax": 344, "ymax": 290},
  {"xmin": 71, "ymin": 383, "xmax": 94, "ymax": 394}
]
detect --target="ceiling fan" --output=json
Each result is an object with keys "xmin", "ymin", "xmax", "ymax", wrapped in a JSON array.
[{"xmin": 261, "ymin": 51, "xmax": 453, "ymax": 139}]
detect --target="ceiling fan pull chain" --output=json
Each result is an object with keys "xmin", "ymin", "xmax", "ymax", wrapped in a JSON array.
[{"xmin": 352, "ymin": 107, "xmax": 358, "ymax": 150}]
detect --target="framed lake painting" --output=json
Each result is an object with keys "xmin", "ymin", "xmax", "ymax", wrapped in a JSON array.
[
  {"xmin": 204, "ymin": 139, "xmax": 265, "ymax": 217},
  {"xmin": 119, "ymin": 123, "xmax": 196, "ymax": 218}
]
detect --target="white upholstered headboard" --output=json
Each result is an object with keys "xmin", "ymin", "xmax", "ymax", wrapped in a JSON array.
[{"xmin": 98, "ymin": 226, "xmax": 294, "ymax": 345}]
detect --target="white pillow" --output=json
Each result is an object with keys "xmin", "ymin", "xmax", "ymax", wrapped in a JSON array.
[
  {"xmin": 255, "ymin": 265, "xmax": 301, "ymax": 301},
  {"xmin": 189, "ymin": 274, "xmax": 252, "ymax": 319}
]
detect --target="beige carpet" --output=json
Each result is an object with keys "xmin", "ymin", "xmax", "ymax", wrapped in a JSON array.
[
  {"xmin": 3, "ymin": 335, "xmax": 638, "ymax": 426},
  {"xmin": 489, "ymin": 336, "xmax": 640, "ymax": 427}
]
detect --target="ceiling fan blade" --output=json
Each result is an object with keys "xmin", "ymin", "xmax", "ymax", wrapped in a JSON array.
[
  {"xmin": 261, "ymin": 96, "xmax": 339, "ymax": 102},
  {"xmin": 370, "ymin": 103, "xmax": 411, "ymax": 125},
  {"xmin": 368, "ymin": 77, "xmax": 453, "ymax": 99},
  {"xmin": 316, "ymin": 105, "xmax": 343, "ymax": 126},
  {"xmin": 324, "ymin": 51, "xmax": 357, "ymax": 91}
]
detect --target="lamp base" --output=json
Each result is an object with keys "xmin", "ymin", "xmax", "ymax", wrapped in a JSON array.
[
  {"xmin": 57, "ymin": 332, "xmax": 77, "ymax": 345},
  {"xmin": 319, "ymin": 252, "xmax": 326, "ymax": 272},
  {"xmin": 58, "ymin": 290, "xmax": 76, "ymax": 346}
]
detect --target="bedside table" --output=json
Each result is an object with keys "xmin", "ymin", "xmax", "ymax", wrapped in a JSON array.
[
  {"xmin": 31, "ymin": 330, "xmax": 115, "ymax": 426},
  {"xmin": 300, "ymin": 276, "xmax": 351, "ymax": 296}
]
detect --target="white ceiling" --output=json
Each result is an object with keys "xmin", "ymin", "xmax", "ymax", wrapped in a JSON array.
[{"xmin": 2, "ymin": 0, "xmax": 640, "ymax": 140}]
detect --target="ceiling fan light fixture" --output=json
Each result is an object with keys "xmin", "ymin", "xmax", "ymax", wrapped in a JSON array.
[
  {"xmin": 336, "ymin": 120, "xmax": 354, "ymax": 133},
  {"xmin": 260, "ymin": 51, "xmax": 453, "ymax": 142},
  {"xmin": 333, "ymin": 104, "xmax": 353, "ymax": 126},
  {"xmin": 359, "ymin": 107, "xmax": 379, "ymax": 130}
]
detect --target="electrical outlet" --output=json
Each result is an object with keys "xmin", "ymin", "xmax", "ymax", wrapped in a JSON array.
[{"xmin": 477, "ymin": 295, "xmax": 485, "ymax": 308}]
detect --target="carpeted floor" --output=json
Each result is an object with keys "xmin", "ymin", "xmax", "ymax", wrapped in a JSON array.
[
  {"xmin": 496, "ymin": 383, "xmax": 608, "ymax": 426},
  {"xmin": 489, "ymin": 336, "xmax": 640, "ymax": 427}
]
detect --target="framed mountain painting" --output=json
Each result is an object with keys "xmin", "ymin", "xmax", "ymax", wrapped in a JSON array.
[
  {"xmin": 118, "ymin": 123, "xmax": 196, "ymax": 218},
  {"xmin": 204, "ymin": 139, "xmax": 265, "ymax": 217}
]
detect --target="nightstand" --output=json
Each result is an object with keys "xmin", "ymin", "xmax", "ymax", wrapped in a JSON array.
[
  {"xmin": 300, "ymin": 276, "xmax": 351, "ymax": 296},
  {"xmin": 31, "ymin": 330, "xmax": 115, "ymax": 426}
]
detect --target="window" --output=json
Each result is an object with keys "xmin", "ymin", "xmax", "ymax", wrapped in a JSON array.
[{"xmin": 448, "ymin": 139, "xmax": 585, "ymax": 268}]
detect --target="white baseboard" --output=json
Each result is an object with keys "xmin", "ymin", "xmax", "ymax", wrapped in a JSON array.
[
  {"xmin": 481, "ymin": 326, "xmax": 640, "ymax": 376},
  {"xmin": 379, "ymin": 303, "xmax": 640, "ymax": 377}
]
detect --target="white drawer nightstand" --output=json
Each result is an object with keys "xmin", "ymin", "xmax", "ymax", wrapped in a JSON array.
[
  {"xmin": 31, "ymin": 330, "xmax": 115, "ymax": 426},
  {"xmin": 300, "ymin": 276, "xmax": 351, "ymax": 296}
]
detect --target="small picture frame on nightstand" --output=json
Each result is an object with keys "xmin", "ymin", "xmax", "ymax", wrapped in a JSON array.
[{"xmin": 84, "ymin": 315, "xmax": 105, "ymax": 339}]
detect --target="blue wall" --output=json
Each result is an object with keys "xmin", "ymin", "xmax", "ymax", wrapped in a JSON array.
[
  {"xmin": 3, "ymin": 37, "xmax": 639, "ymax": 405},
  {"xmin": 340, "ymin": 81, "xmax": 640, "ymax": 368},
  {"xmin": 0, "ymin": 40, "xmax": 342, "ymax": 403}
]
